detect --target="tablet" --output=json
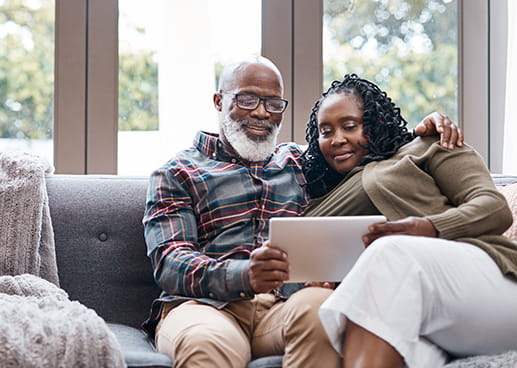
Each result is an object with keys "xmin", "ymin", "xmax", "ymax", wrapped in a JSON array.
[{"xmin": 269, "ymin": 215, "xmax": 387, "ymax": 282}]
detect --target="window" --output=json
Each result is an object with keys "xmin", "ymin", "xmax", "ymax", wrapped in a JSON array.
[
  {"xmin": 117, "ymin": 0, "xmax": 262, "ymax": 175},
  {"xmin": 4, "ymin": 0, "xmax": 501, "ymax": 175},
  {"xmin": 0, "ymin": 0, "xmax": 54, "ymax": 164},
  {"xmin": 323, "ymin": 0, "xmax": 458, "ymax": 128}
]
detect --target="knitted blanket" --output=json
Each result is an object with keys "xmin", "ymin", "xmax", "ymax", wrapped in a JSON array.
[
  {"xmin": 0, "ymin": 151, "xmax": 58, "ymax": 285},
  {"xmin": 0, "ymin": 274, "xmax": 125, "ymax": 367},
  {"xmin": 0, "ymin": 153, "xmax": 125, "ymax": 367},
  {"xmin": 446, "ymin": 351, "xmax": 517, "ymax": 368}
]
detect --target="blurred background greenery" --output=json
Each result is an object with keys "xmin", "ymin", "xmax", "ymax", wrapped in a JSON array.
[
  {"xmin": 0, "ymin": 0, "xmax": 456, "ymax": 139},
  {"xmin": 323, "ymin": 0, "xmax": 457, "ymax": 127}
]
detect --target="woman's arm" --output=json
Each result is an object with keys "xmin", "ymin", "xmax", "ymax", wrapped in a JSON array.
[
  {"xmin": 424, "ymin": 143, "xmax": 512, "ymax": 239},
  {"xmin": 361, "ymin": 138, "xmax": 512, "ymax": 244}
]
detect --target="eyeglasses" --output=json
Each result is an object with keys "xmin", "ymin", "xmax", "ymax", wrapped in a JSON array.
[{"xmin": 219, "ymin": 92, "xmax": 288, "ymax": 113}]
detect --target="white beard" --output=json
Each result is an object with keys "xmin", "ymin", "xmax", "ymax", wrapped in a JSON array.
[{"xmin": 220, "ymin": 113, "xmax": 280, "ymax": 162}]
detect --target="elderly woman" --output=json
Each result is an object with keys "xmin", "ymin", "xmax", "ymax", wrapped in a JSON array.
[{"xmin": 300, "ymin": 74, "xmax": 517, "ymax": 368}]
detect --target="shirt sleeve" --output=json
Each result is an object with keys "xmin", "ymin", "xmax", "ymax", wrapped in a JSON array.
[
  {"xmin": 143, "ymin": 165, "xmax": 254, "ymax": 301},
  {"xmin": 424, "ymin": 143, "xmax": 513, "ymax": 239}
]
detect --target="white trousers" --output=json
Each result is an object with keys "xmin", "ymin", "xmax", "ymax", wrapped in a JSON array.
[{"xmin": 319, "ymin": 235, "xmax": 517, "ymax": 368}]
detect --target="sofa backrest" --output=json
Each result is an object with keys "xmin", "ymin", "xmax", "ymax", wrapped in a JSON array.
[
  {"xmin": 45, "ymin": 173, "xmax": 517, "ymax": 330},
  {"xmin": 46, "ymin": 175, "xmax": 161, "ymax": 329}
]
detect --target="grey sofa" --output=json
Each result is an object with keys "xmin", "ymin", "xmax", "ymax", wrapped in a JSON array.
[
  {"xmin": 46, "ymin": 174, "xmax": 517, "ymax": 368},
  {"xmin": 46, "ymin": 175, "xmax": 283, "ymax": 368}
]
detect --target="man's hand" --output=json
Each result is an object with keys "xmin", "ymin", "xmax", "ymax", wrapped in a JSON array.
[
  {"xmin": 362, "ymin": 217, "xmax": 438, "ymax": 247},
  {"xmin": 249, "ymin": 241, "xmax": 290, "ymax": 294},
  {"xmin": 415, "ymin": 112, "xmax": 464, "ymax": 150}
]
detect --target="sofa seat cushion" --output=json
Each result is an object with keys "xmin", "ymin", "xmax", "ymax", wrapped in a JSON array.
[
  {"xmin": 247, "ymin": 356, "xmax": 283, "ymax": 368},
  {"xmin": 108, "ymin": 323, "xmax": 284, "ymax": 368},
  {"xmin": 108, "ymin": 323, "xmax": 173, "ymax": 368}
]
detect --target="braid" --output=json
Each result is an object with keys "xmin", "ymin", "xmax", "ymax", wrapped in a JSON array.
[{"xmin": 301, "ymin": 74, "xmax": 414, "ymax": 198}]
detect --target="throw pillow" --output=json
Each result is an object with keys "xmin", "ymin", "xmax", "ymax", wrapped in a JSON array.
[{"xmin": 497, "ymin": 183, "xmax": 517, "ymax": 241}]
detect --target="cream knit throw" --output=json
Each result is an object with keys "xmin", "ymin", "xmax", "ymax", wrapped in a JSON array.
[
  {"xmin": 0, "ymin": 274, "xmax": 126, "ymax": 368},
  {"xmin": 0, "ymin": 153, "xmax": 125, "ymax": 367},
  {"xmin": 0, "ymin": 151, "xmax": 59, "ymax": 285}
]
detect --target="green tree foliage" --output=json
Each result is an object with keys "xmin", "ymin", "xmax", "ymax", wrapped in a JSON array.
[
  {"xmin": 2, "ymin": 0, "xmax": 458, "ymax": 137},
  {"xmin": 0, "ymin": 0, "xmax": 54, "ymax": 139},
  {"xmin": 118, "ymin": 51, "xmax": 158, "ymax": 131},
  {"xmin": 0, "ymin": 0, "xmax": 159, "ymax": 139},
  {"xmin": 324, "ymin": 0, "xmax": 458, "ymax": 127}
]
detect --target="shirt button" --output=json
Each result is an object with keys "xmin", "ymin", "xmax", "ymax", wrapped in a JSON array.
[
  {"xmin": 240, "ymin": 292, "xmax": 246, "ymax": 298},
  {"xmin": 209, "ymin": 292, "xmax": 215, "ymax": 298},
  {"xmin": 231, "ymin": 158, "xmax": 236, "ymax": 163}
]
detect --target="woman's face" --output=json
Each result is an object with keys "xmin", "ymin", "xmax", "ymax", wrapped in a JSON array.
[{"xmin": 317, "ymin": 93, "xmax": 369, "ymax": 174}]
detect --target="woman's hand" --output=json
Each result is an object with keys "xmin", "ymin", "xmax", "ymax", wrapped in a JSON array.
[
  {"xmin": 415, "ymin": 112, "xmax": 464, "ymax": 150},
  {"xmin": 362, "ymin": 217, "xmax": 438, "ymax": 247}
]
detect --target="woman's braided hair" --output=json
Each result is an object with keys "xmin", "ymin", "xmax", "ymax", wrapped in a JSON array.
[{"xmin": 301, "ymin": 74, "xmax": 414, "ymax": 198}]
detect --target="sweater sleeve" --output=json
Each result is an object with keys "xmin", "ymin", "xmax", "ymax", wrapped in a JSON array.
[{"xmin": 424, "ymin": 143, "xmax": 513, "ymax": 239}]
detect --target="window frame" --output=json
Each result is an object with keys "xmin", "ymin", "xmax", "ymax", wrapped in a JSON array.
[{"xmin": 53, "ymin": 0, "xmax": 499, "ymax": 174}]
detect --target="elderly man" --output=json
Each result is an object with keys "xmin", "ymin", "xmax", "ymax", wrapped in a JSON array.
[{"xmin": 143, "ymin": 56, "xmax": 462, "ymax": 368}]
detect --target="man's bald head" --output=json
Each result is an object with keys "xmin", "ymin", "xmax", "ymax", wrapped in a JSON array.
[{"xmin": 218, "ymin": 56, "xmax": 284, "ymax": 94}]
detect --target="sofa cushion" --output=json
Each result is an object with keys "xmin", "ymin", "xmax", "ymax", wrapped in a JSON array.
[
  {"xmin": 497, "ymin": 182, "xmax": 517, "ymax": 241},
  {"xmin": 247, "ymin": 356, "xmax": 283, "ymax": 368},
  {"xmin": 108, "ymin": 323, "xmax": 173, "ymax": 368},
  {"xmin": 46, "ymin": 175, "xmax": 162, "ymax": 329}
]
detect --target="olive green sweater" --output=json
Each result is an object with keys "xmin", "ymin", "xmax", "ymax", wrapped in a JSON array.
[{"xmin": 307, "ymin": 136, "xmax": 517, "ymax": 278}]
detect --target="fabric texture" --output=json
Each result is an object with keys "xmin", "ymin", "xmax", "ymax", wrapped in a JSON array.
[
  {"xmin": 0, "ymin": 154, "xmax": 126, "ymax": 367},
  {"xmin": 497, "ymin": 182, "xmax": 517, "ymax": 241},
  {"xmin": 320, "ymin": 236, "xmax": 517, "ymax": 368},
  {"xmin": 446, "ymin": 351, "xmax": 517, "ymax": 368},
  {"xmin": 307, "ymin": 137, "xmax": 517, "ymax": 366},
  {"xmin": 156, "ymin": 288, "xmax": 339, "ymax": 368},
  {"xmin": 361, "ymin": 137, "xmax": 517, "ymax": 278},
  {"xmin": 0, "ymin": 274, "xmax": 126, "ymax": 368},
  {"xmin": 107, "ymin": 323, "xmax": 173, "ymax": 368},
  {"xmin": 143, "ymin": 131, "xmax": 307, "ymax": 334},
  {"xmin": 46, "ymin": 175, "xmax": 159, "ymax": 329},
  {"xmin": 0, "ymin": 151, "xmax": 59, "ymax": 285}
]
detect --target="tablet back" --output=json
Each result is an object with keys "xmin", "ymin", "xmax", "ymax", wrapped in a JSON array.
[{"xmin": 269, "ymin": 215, "xmax": 386, "ymax": 282}]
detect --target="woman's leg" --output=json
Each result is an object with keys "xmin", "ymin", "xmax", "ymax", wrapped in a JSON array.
[
  {"xmin": 320, "ymin": 235, "xmax": 517, "ymax": 368},
  {"xmin": 342, "ymin": 319, "xmax": 403, "ymax": 368}
]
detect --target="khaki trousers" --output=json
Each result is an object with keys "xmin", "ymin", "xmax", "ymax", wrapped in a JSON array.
[{"xmin": 155, "ymin": 287, "xmax": 340, "ymax": 368}]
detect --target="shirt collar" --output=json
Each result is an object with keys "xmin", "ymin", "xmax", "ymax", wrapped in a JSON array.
[{"xmin": 194, "ymin": 131, "xmax": 238, "ymax": 162}]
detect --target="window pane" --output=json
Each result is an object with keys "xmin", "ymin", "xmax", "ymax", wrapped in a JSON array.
[
  {"xmin": 0, "ymin": 0, "xmax": 54, "ymax": 163},
  {"xmin": 118, "ymin": 0, "xmax": 261, "ymax": 175},
  {"xmin": 323, "ymin": 0, "xmax": 458, "ymax": 128}
]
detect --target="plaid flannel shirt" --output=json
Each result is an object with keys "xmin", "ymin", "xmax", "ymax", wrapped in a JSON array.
[{"xmin": 143, "ymin": 131, "xmax": 308, "ymax": 333}]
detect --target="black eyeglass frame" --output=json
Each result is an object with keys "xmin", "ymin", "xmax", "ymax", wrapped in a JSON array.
[{"xmin": 219, "ymin": 91, "xmax": 288, "ymax": 114}]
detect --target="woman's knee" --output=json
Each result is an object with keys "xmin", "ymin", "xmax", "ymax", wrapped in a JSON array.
[{"xmin": 363, "ymin": 235, "xmax": 428, "ymax": 269}]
